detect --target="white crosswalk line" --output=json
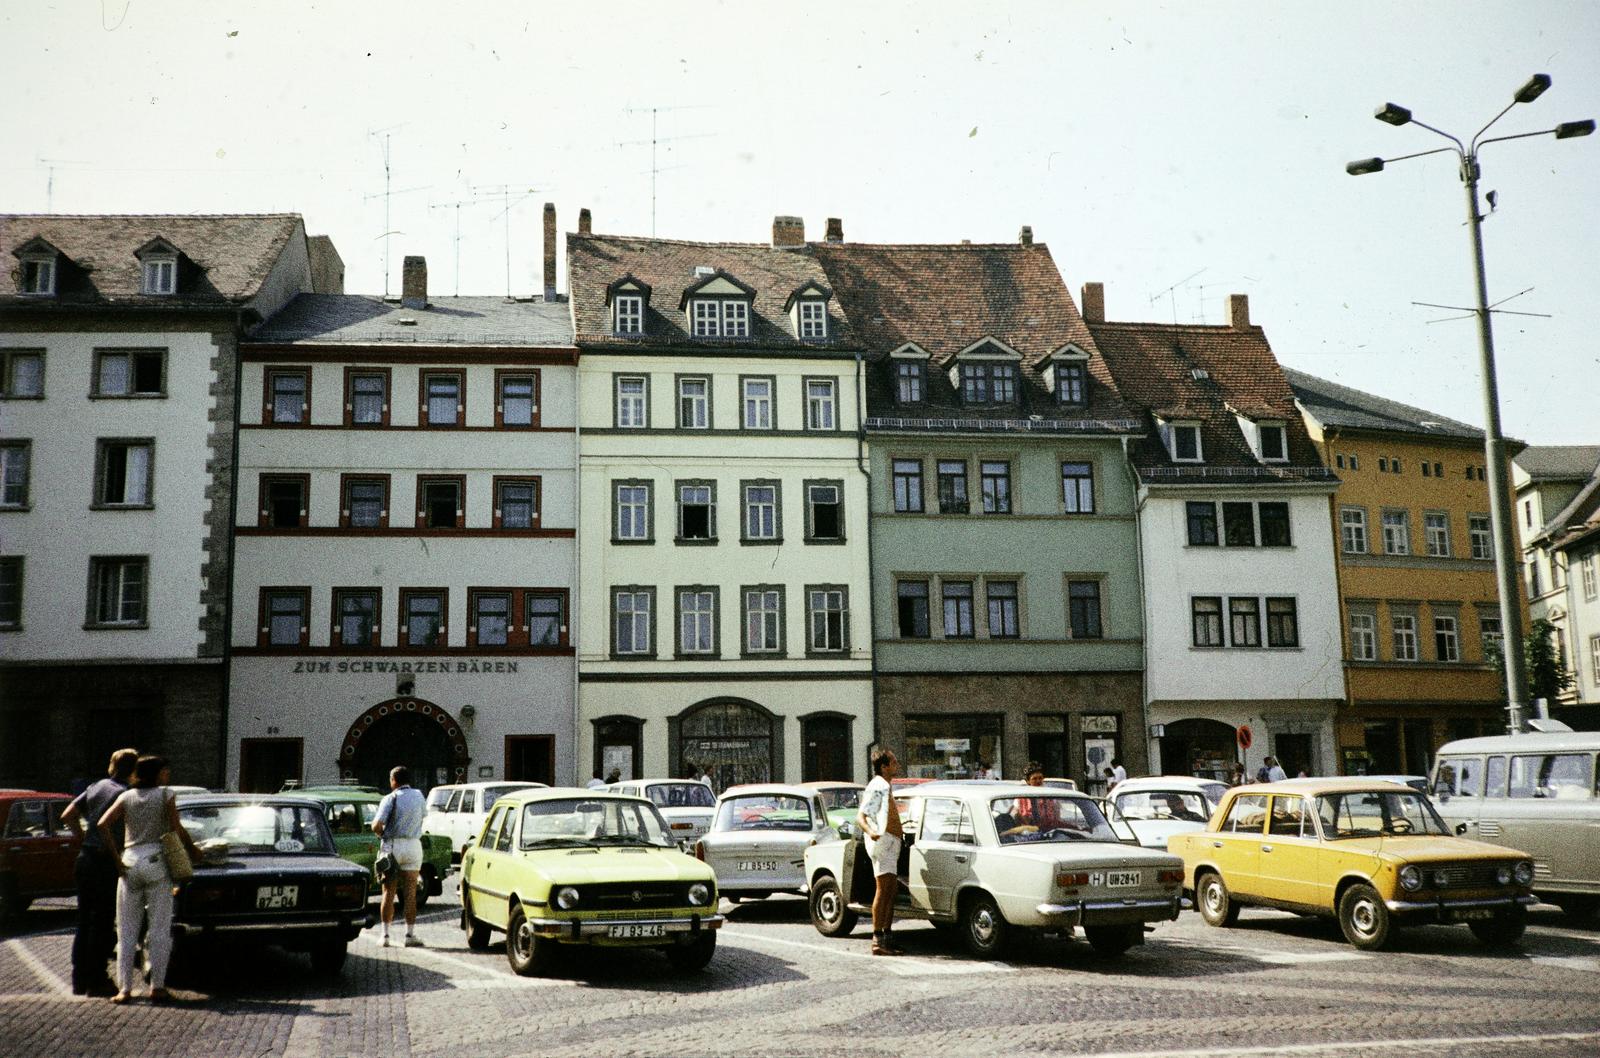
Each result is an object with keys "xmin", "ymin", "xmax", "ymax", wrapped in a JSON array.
[
  {"xmin": 3, "ymin": 937, "xmax": 72, "ymax": 997},
  {"xmin": 1530, "ymin": 954, "xmax": 1600, "ymax": 973},
  {"xmin": 721, "ymin": 929, "xmax": 1015, "ymax": 975}
]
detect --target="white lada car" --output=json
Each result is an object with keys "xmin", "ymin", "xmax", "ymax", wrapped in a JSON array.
[{"xmin": 803, "ymin": 781, "xmax": 1184, "ymax": 958}]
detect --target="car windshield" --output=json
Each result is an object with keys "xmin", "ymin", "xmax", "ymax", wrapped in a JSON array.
[
  {"xmin": 518, "ymin": 798, "xmax": 673, "ymax": 849},
  {"xmin": 1198, "ymin": 782, "xmax": 1228, "ymax": 806},
  {"xmin": 484, "ymin": 785, "xmax": 536, "ymax": 811},
  {"xmin": 1115, "ymin": 790, "xmax": 1211, "ymax": 823},
  {"xmin": 180, "ymin": 803, "xmax": 333, "ymax": 854},
  {"xmin": 644, "ymin": 783, "xmax": 716, "ymax": 809},
  {"xmin": 716, "ymin": 795, "xmax": 814, "ymax": 831},
  {"xmin": 990, "ymin": 796, "xmax": 1119, "ymax": 844},
  {"xmin": 1316, "ymin": 790, "xmax": 1450, "ymax": 839},
  {"xmin": 814, "ymin": 787, "xmax": 861, "ymax": 812},
  {"xmin": 427, "ymin": 788, "xmax": 452, "ymax": 810}
]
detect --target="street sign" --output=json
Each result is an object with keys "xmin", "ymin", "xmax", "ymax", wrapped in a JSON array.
[{"xmin": 1237, "ymin": 725, "xmax": 1253, "ymax": 750}]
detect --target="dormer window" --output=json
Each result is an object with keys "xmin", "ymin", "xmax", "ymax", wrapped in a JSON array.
[
  {"xmin": 614, "ymin": 295, "xmax": 643, "ymax": 334},
  {"xmin": 1056, "ymin": 363, "xmax": 1087, "ymax": 406},
  {"xmin": 690, "ymin": 299, "xmax": 748, "ymax": 337},
  {"xmin": 142, "ymin": 257, "xmax": 177, "ymax": 295},
  {"xmin": 1158, "ymin": 419, "xmax": 1203, "ymax": 463},
  {"xmin": 785, "ymin": 281, "xmax": 832, "ymax": 340},
  {"xmin": 958, "ymin": 363, "xmax": 1016, "ymax": 405},
  {"xmin": 20, "ymin": 256, "xmax": 55, "ymax": 295},
  {"xmin": 798, "ymin": 301, "xmax": 826, "ymax": 338},
  {"xmin": 1258, "ymin": 422, "xmax": 1288, "ymax": 462},
  {"xmin": 896, "ymin": 361, "xmax": 924, "ymax": 403}
]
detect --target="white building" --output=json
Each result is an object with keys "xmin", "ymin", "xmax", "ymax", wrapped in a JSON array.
[
  {"xmin": 1, "ymin": 213, "xmax": 330, "ymax": 790},
  {"xmin": 1513, "ymin": 446, "xmax": 1600, "ymax": 712},
  {"xmin": 1087, "ymin": 291, "xmax": 1345, "ymax": 780},
  {"xmin": 567, "ymin": 214, "xmax": 873, "ymax": 787},
  {"xmin": 226, "ymin": 241, "xmax": 578, "ymax": 792}
]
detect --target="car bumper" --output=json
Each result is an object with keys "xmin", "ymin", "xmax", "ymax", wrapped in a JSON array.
[
  {"xmin": 1385, "ymin": 893, "xmax": 1537, "ymax": 918},
  {"xmin": 175, "ymin": 910, "xmax": 372, "ymax": 940},
  {"xmin": 527, "ymin": 913, "xmax": 724, "ymax": 941},
  {"xmin": 1035, "ymin": 894, "xmax": 1182, "ymax": 926}
]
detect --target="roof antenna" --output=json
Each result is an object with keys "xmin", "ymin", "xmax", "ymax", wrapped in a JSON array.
[
  {"xmin": 364, "ymin": 126, "xmax": 432, "ymax": 299},
  {"xmin": 618, "ymin": 105, "xmax": 713, "ymax": 236},
  {"xmin": 429, "ymin": 198, "xmax": 484, "ymax": 297},
  {"xmin": 38, "ymin": 156, "xmax": 90, "ymax": 212},
  {"xmin": 1148, "ymin": 267, "xmax": 1206, "ymax": 325},
  {"xmin": 472, "ymin": 184, "xmax": 539, "ymax": 301}
]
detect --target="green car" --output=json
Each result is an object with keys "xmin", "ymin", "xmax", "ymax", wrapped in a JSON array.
[
  {"xmin": 459, "ymin": 788, "xmax": 722, "ymax": 976},
  {"xmin": 291, "ymin": 787, "xmax": 452, "ymax": 906}
]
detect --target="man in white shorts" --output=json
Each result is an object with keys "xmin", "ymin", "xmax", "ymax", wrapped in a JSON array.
[
  {"xmin": 372, "ymin": 765, "xmax": 428, "ymax": 947},
  {"xmin": 857, "ymin": 748, "xmax": 905, "ymax": 956}
]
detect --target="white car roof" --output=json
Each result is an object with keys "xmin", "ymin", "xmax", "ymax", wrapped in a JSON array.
[
  {"xmin": 717, "ymin": 784, "xmax": 824, "ymax": 802},
  {"xmin": 432, "ymin": 781, "xmax": 546, "ymax": 793},
  {"xmin": 1437, "ymin": 732, "xmax": 1599, "ymax": 754},
  {"xmin": 1111, "ymin": 777, "xmax": 1226, "ymax": 794},
  {"xmin": 912, "ymin": 781, "xmax": 1094, "ymax": 803}
]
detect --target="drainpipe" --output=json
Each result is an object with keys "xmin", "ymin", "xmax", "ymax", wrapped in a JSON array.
[
  {"xmin": 855, "ymin": 347, "xmax": 878, "ymax": 779},
  {"xmin": 1121, "ymin": 434, "xmax": 1153, "ymax": 775},
  {"xmin": 218, "ymin": 309, "xmax": 245, "ymax": 789}
]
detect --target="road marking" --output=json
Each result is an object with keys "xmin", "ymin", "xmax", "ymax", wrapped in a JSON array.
[
  {"xmin": 1081, "ymin": 1030, "xmax": 1600, "ymax": 1058},
  {"xmin": 3, "ymin": 938, "xmax": 72, "ymax": 997},
  {"xmin": 1158, "ymin": 938, "xmax": 1368, "ymax": 966},
  {"xmin": 1531, "ymin": 955, "xmax": 1600, "ymax": 973},
  {"xmin": 721, "ymin": 929, "xmax": 1015, "ymax": 975},
  {"xmin": 353, "ymin": 931, "xmax": 566, "ymax": 986}
]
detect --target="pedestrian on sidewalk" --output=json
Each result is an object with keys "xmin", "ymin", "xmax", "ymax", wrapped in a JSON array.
[
  {"xmin": 372, "ymin": 765, "xmax": 428, "ymax": 948},
  {"xmin": 857, "ymin": 748, "xmax": 904, "ymax": 956},
  {"xmin": 61, "ymin": 747, "xmax": 138, "ymax": 996},
  {"xmin": 97, "ymin": 755, "xmax": 200, "ymax": 1004},
  {"xmin": 1266, "ymin": 756, "xmax": 1288, "ymax": 783}
]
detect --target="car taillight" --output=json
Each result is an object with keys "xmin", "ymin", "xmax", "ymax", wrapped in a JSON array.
[
  {"xmin": 671, "ymin": 822, "xmax": 693, "ymax": 830},
  {"xmin": 1158, "ymin": 869, "xmax": 1184, "ymax": 885},
  {"xmin": 1056, "ymin": 872, "xmax": 1089, "ymax": 888},
  {"xmin": 326, "ymin": 880, "xmax": 365, "ymax": 907},
  {"xmin": 694, "ymin": 842, "xmax": 705, "ymax": 861},
  {"xmin": 186, "ymin": 885, "xmax": 229, "ymax": 908}
]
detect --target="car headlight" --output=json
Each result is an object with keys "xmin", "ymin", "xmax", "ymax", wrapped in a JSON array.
[
  {"xmin": 1513, "ymin": 861, "xmax": 1534, "ymax": 886},
  {"xmin": 554, "ymin": 886, "xmax": 580, "ymax": 910},
  {"xmin": 1398, "ymin": 866, "xmax": 1423, "ymax": 892},
  {"xmin": 1495, "ymin": 865, "xmax": 1512, "ymax": 886},
  {"xmin": 687, "ymin": 882, "xmax": 711, "ymax": 906}
]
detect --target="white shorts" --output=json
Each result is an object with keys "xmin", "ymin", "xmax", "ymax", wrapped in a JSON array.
[
  {"xmin": 386, "ymin": 838, "xmax": 423, "ymax": 872},
  {"xmin": 867, "ymin": 834, "xmax": 902, "ymax": 877}
]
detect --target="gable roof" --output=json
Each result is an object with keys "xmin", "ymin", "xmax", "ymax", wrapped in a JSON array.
[
  {"xmin": 1, "ymin": 213, "xmax": 305, "ymax": 308},
  {"xmin": 808, "ymin": 241, "xmax": 1136, "ymax": 432},
  {"xmin": 1089, "ymin": 319, "xmax": 1331, "ymax": 485},
  {"xmin": 1514, "ymin": 445, "xmax": 1600, "ymax": 483},
  {"xmin": 1284, "ymin": 367, "xmax": 1485, "ymax": 443},
  {"xmin": 568, "ymin": 233, "xmax": 856, "ymax": 351},
  {"xmin": 1546, "ymin": 476, "xmax": 1600, "ymax": 553}
]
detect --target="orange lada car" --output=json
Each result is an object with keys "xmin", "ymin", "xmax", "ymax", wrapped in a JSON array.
[{"xmin": 1168, "ymin": 778, "xmax": 1535, "ymax": 950}]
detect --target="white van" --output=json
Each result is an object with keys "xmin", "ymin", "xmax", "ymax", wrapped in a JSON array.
[
  {"xmin": 424, "ymin": 781, "xmax": 546, "ymax": 858},
  {"xmin": 1430, "ymin": 731, "xmax": 1600, "ymax": 920},
  {"xmin": 609, "ymin": 779, "xmax": 717, "ymax": 845}
]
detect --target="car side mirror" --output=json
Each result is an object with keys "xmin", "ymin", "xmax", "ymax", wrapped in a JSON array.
[
  {"xmin": 1454, "ymin": 822, "xmax": 1468, "ymax": 836},
  {"xmin": 836, "ymin": 823, "xmax": 854, "ymax": 839}
]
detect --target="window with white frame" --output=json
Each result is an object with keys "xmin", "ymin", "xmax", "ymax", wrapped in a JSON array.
[
  {"xmin": 1056, "ymin": 362, "xmax": 1086, "ymax": 406},
  {"xmin": 1424, "ymin": 512, "xmax": 1451, "ymax": 557},
  {"xmin": 613, "ymin": 295, "xmax": 643, "ymax": 335},
  {"xmin": 89, "ymin": 557, "xmax": 147, "ymax": 627},
  {"xmin": 744, "ymin": 588, "xmax": 783, "ymax": 654},
  {"xmin": 942, "ymin": 580, "xmax": 975, "ymax": 638},
  {"xmin": 980, "ymin": 461, "xmax": 1012, "ymax": 514},
  {"xmin": 19, "ymin": 257, "xmax": 55, "ymax": 295},
  {"xmin": 1381, "ymin": 510, "xmax": 1410, "ymax": 555},
  {"xmin": 1434, "ymin": 615, "xmax": 1460, "ymax": 662},
  {"xmin": 1392, "ymin": 613, "xmax": 1418, "ymax": 661},
  {"xmin": 616, "ymin": 376, "xmax": 647, "ymax": 428},
  {"xmin": 615, "ymin": 482, "xmax": 651, "ymax": 541},
  {"xmin": 808, "ymin": 587, "xmax": 847, "ymax": 652},
  {"xmin": 805, "ymin": 379, "xmax": 836, "ymax": 430},
  {"xmin": 1350, "ymin": 612, "xmax": 1377, "ymax": 660},
  {"xmin": 678, "ymin": 377, "xmax": 709, "ymax": 429},
  {"xmin": 743, "ymin": 483, "xmax": 779, "ymax": 541},
  {"xmin": 691, "ymin": 299, "xmax": 748, "ymax": 337},
  {"xmin": 806, "ymin": 482, "xmax": 842, "ymax": 541},
  {"xmin": 677, "ymin": 588, "xmax": 717, "ymax": 655},
  {"xmin": 142, "ymin": 257, "xmax": 177, "ymax": 294},
  {"xmin": 1583, "ymin": 549, "xmax": 1598, "ymax": 601},
  {"xmin": 614, "ymin": 590, "xmax": 653, "ymax": 656},
  {"xmin": 691, "ymin": 300, "xmax": 719, "ymax": 336},
  {"xmin": 1469, "ymin": 515, "xmax": 1493, "ymax": 561},
  {"xmin": 1257, "ymin": 423, "xmax": 1288, "ymax": 462},
  {"xmin": 893, "ymin": 459, "xmax": 924, "ymax": 513},
  {"xmin": 986, "ymin": 580, "xmax": 1019, "ymax": 638},
  {"xmin": 742, "ymin": 377, "xmax": 773, "ymax": 429},
  {"xmin": 350, "ymin": 371, "xmax": 386, "ymax": 425},
  {"xmin": 677, "ymin": 483, "xmax": 714, "ymax": 541},
  {"xmin": 798, "ymin": 300, "xmax": 827, "ymax": 338},
  {"xmin": 959, "ymin": 363, "xmax": 1017, "ymax": 404},
  {"xmin": 1061, "ymin": 462, "xmax": 1094, "ymax": 514},
  {"xmin": 1168, "ymin": 423, "xmax": 1202, "ymax": 462},
  {"xmin": 1480, "ymin": 614, "xmax": 1503, "ymax": 659},
  {"xmin": 722, "ymin": 300, "xmax": 749, "ymax": 337},
  {"xmin": 1, "ymin": 351, "xmax": 44, "ymax": 398},
  {"xmin": 895, "ymin": 361, "xmax": 924, "ymax": 404},
  {"xmin": 0, "ymin": 442, "xmax": 29, "ymax": 508}
]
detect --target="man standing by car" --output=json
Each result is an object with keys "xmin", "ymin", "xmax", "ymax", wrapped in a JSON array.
[
  {"xmin": 372, "ymin": 766, "xmax": 427, "ymax": 948},
  {"xmin": 60, "ymin": 748, "xmax": 138, "ymax": 995},
  {"xmin": 857, "ymin": 748, "xmax": 904, "ymax": 956}
]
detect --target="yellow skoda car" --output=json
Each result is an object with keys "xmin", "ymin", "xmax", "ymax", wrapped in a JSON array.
[
  {"xmin": 459, "ymin": 788, "xmax": 722, "ymax": 975},
  {"xmin": 1168, "ymin": 778, "xmax": 1535, "ymax": 950}
]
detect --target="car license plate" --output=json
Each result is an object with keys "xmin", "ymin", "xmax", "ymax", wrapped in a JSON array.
[
  {"xmin": 738, "ymin": 860, "xmax": 779, "ymax": 872},
  {"xmin": 1450, "ymin": 908, "xmax": 1495, "ymax": 921},
  {"xmin": 1106, "ymin": 871, "xmax": 1141, "ymax": 888},
  {"xmin": 608, "ymin": 923, "xmax": 667, "ymax": 939},
  {"xmin": 256, "ymin": 885, "xmax": 299, "ymax": 910}
]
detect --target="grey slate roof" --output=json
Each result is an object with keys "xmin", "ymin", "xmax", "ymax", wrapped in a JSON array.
[
  {"xmin": 1284, "ymin": 368, "xmax": 1484, "ymax": 442},
  {"xmin": 1514, "ymin": 445, "xmax": 1600, "ymax": 482},
  {"xmin": 250, "ymin": 294, "xmax": 574, "ymax": 347}
]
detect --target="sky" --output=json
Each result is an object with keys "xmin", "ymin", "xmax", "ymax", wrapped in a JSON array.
[{"xmin": 5, "ymin": 1, "xmax": 1597, "ymax": 445}]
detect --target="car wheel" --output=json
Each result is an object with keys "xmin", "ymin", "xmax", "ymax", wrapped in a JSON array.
[
  {"xmin": 1084, "ymin": 923, "xmax": 1142, "ymax": 957},
  {"xmin": 960, "ymin": 892, "xmax": 1009, "ymax": 959},
  {"xmin": 309, "ymin": 941, "xmax": 347, "ymax": 976},
  {"xmin": 462, "ymin": 888, "xmax": 495, "ymax": 950},
  {"xmin": 664, "ymin": 932, "xmax": 716, "ymax": 971},
  {"xmin": 1469, "ymin": 908, "xmax": 1527, "ymax": 947},
  {"xmin": 1554, "ymin": 896, "xmax": 1599, "ymax": 924},
  {"xmin": 1337, "ymin": 883, "xmax": 1393, "ymax": 950},
  {"xmin": 808, "ymin": 875, "xmax": 858, "ymax": 937},
  {"xmin": 1197, "ymin": 873, "xmax": 1240, "ymax": 928},
  {"xmin": 505, "ymin": 904, "xmax": 554, "ymax": 977}
]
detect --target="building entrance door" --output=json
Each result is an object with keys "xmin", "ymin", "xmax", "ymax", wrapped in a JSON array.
[
  {"xmin": 1273, "ymin": 733, "xmax": 1314, "ymax": 779},
  {"xmin": 240, "ymin": 738, "xmax": 303, "ymax": 793},
  {"xmin": 1162, "ymin": 718, "xmax": 1238, "ymax": 782},
  {"xmin": 678, "ymin": 699, "xmax": 775, "ymax": 789},
  {"xmin": 801, "ymin": 716, "xmax": 851, "ymax": 782},
  {"xmin": 505, "ymin": 735, "xmax": 555, "ymax": 785},
  {"xmin": 351, "ymin": 711, "xmax": 453, "ymax": 793}
]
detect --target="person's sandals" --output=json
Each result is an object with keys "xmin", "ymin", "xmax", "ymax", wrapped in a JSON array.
[
  {"xmin": 109, "ymin": 992, "xmax": 133, "ymax": 1004},
  {"xmin": 870, "ymin": 934, "xmax": 901, "ymax": 956},
  {"xmin": 149, "ymin": 988, "xmax": 174, "ymax": 1004}
]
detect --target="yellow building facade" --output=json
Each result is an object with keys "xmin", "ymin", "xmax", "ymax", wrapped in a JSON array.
[{"xmin": 1287, "ymin": 371, "xmax": 1524, "ymax": 776}]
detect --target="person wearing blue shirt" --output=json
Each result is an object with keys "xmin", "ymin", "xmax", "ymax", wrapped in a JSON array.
[{"xmin": 372, "ymin": 765, "xmax": 427, "ymax": 947}]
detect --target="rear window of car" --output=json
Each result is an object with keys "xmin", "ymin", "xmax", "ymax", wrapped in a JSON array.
[
  {"xmin": 716, "ymin": 795, "xmax": 813, "ymax": 831},
  {"xmin": 484, "ymin": 785, "xmax": 535, "ymax": 811},
  {"xmin": 644, "ymin": 783, "xmax": 715, "ymax": 809},
  {"xmin": 1116, "ymin": 791, "xmax": 1211, "ymax": 823},
  {"xmin": 814, "ymin": 787, "xmax": 861, "ymax": 811}
]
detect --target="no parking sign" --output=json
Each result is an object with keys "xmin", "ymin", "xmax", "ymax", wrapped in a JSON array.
[{"xmin": 1237, "ymin": 724, "xmax": 1254, "ymax": 750}]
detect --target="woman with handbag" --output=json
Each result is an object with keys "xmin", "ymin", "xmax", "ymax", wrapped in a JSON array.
[{"xmin": 97, "ymin": 755, "xmax": 201, "ymax": 1004}]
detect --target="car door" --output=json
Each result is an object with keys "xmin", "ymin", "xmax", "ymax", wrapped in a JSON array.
[
  {"xmin": 1209, "ymin": 794, "xmax": 1267, "ymax": 898},
  {"xmin": 1503, "ymin": 752, "xmax": 1596, "ymax": 889},
  {"xmin": 456, "ymin": 789, "xmax": 478, "ymax": 851},
  {"xmin": 465, "ymin": 803, "xmax": 512, "ymax": 929},
  {"xmin": 3, "ymin": 800, "xmax": 76, "ymax": 896},
  {"xmin": 1258, "ymin": 795, "xmax": 1322, "ymax": 909},
  {"xmin": 908, "ymin": 797, "xmax": 973, "ymax": 916}
]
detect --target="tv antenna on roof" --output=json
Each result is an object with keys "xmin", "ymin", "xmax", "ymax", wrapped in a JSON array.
[
  {"xmin": 364, "ymin": 125, "xmax": 433, "ymax": 298},
  {"xmin": 1148, "ymin": 267, "xmax": 1207, "ymax": 325},
  {"xmin": 618, "ymin": 105, "xmax": 713, "ymax": 236},
  {"xmin": 472, "ymin": 184, "xmax": 540, "ymax": 300},
  {"xmin": 428, "ymin": 198, "xmax": 485, "ymax": 297},
  {"xmin": 37, "ymin": 156, "xmax": 91, "ymax": 212}
]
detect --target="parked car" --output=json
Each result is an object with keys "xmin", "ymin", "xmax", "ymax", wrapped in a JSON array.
[
  {"xmin": 608, "ymin": 779, "xmax": 717, "ymax": 846},
  {"xmin": 1343, "ymin": 775, "xmax": 1430, "ymax": 795},
  {"xmin": 804, "ymin": 781, "xmax": 1184, "ymax": 958},
  {"xmin": 291, "ymin": 786, "xmax": 452, "ymax": 905},
  {"xmin": 1430, "ymin": 732, "xmax": 1600, "ymax": 921},
  {"xmin": 1169, "ymin": 778, "xmax": 1536, "ymax": 951},
  {"xmin": 175, "ymin": 794, "xmax": 372, "ymax": 973},
  {"xmin": 1110, "ymin": 777, "xmax": 1228, "ymax": 849},
  {"xmin": 0, "ymin": 791, "xmax": 79, "ymax": 929},
  {"xmin": 801, "ymin": 781, "xmax": 865, "ymax": 833},
  {"xmin": 1041, "ymin": 778, "xmax": 1080, "ymax": 791},
  {"xmin": 424, "ymin": 781, "xmax": 546, "ymax": 859},
  {"xmin": 696, "ymin": 785, "xmax": 837, "ymax": 901},
  {"xmin": 459, "ymin": 788, "xmax": 722, "ymax": 975}
]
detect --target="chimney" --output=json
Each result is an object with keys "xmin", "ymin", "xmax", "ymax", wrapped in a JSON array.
[
  {"xmin": 401, "ymin": 256, "xmax": 427, "ymax": 309},
  {"xmin": 1019, "ymin": 225, "xmax": 1034, "ymax": 246},
  {"xmin": 578, "ymin": 207, "xmax": 592, "ymax": 235},
  {"xmin": 1227, "ymin": 293, "xmax": 1251, "ymax": 329},
  {"xmin": 543, "ymin": 203, "xmax": 557, "ymax": 301},
  {"xmin": 1080, "ymin": 282, "xmax": 1105, "ymax": 324},
  {"xmin": 772, "ymin": 215, "xmax": 805, "ymax": 247},
  {"xmin": 825, "ymin": 217, "xmax": 844, "ymax": 243}
]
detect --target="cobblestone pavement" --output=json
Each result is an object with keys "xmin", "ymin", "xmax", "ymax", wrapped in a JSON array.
[{"xmin": 2, "ymin": 879, "xmax": 1597, "ymax": 1058}]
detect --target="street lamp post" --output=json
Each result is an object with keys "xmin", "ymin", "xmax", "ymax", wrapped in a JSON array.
[{"xmin": 1347, "ymin": 74, "xmax": 1594, "ymax": 734}]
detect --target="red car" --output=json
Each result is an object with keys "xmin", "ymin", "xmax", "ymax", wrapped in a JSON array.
[{"xmin": 0, "ymin": 791, "xmax": 81, "ymax": 928}]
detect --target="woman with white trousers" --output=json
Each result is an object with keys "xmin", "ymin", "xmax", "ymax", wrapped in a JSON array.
[{"xmin": 97, "ymin": 754, "xmax": 200, "ymax": 1004}]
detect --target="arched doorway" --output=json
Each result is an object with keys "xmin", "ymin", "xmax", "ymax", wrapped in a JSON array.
[
  {"xmin": 674, "ymin": 699, "xmax": 779, "ymax": 790},
  {"xmin": 339, "ymin": 698, "xmax": 469, "ymax": 793},
  {"xmin": 1161, "ymin": 718, "xmax": 1238, "ymax": 782}
]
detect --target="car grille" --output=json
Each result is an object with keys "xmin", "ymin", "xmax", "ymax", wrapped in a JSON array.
[
  {"xmin": 577, "ymin": 882, "xmax": 691, "ymax": 911},
  {"xmin": 1428, "ymin": 865, "xmax": 1502, "ymax": 888}
]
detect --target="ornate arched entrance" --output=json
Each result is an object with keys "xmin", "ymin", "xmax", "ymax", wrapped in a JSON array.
[
  {"xmin": 1161, "ymin": 718, "xmax": 1239, "ymax": 782},
  {"xmin": 672, "ymin": 698, "xmax": 780, "ymax": 790},
  {"xmin": 339, "ymin": 697, "xmax": 469, "ymax": 792}
]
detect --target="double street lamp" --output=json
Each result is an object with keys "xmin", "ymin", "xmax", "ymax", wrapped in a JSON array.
[{"xmin": 1346, "ymin": 75, "xmax": 1594, "ymax": 734}]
